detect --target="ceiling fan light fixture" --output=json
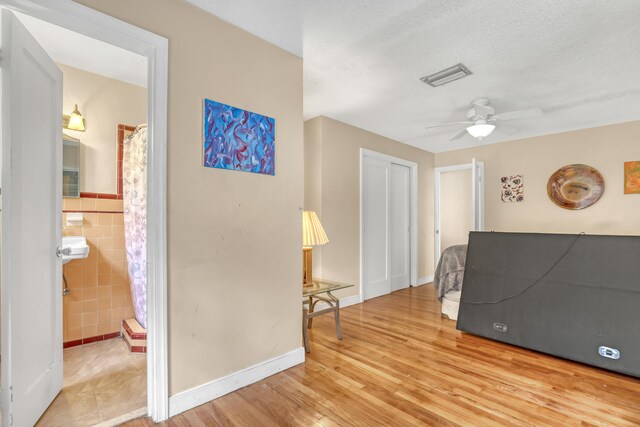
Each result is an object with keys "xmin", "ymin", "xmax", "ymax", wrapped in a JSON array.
[
  {"xmin": 466, "ymin": 123, "xmax": 495, "ymax": 139},
  {"xmin": 420, "ymin": 63, "xmax": 472, "ymax": 87}
]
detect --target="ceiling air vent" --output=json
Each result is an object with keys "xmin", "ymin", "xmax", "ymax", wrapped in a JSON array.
[{"xmin": 420, "ymin": 63, "xmax": 472, "ymax": 87}]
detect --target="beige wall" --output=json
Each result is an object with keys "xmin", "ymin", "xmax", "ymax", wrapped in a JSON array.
[
  {"xmin": 303, "ymin": 118, "xmax": 324, "ymax": 274},
  {"xmin": 435, "ymin": 121, "xmax": 640, "ymax": 236},
  {"xmin": 60, "ymin": 64, "xmax": 147, "ymax": 194},
  {"xmin": 304, "ymin": 116, "xmax": 435, "ymax": 299},
  {"xmin": 440, "ymin": 168, "xmax": 473, "ymax": 252},
  {"xmin": 76, "ymin": 0, "xmax": 303, "ymax": 395}
]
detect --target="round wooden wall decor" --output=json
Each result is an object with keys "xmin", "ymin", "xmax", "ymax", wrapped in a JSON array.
[{"xmin": 547, "ymin": 164, "xmax": 605, "ymax": 210}]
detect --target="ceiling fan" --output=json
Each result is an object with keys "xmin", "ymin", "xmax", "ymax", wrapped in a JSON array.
[{"xmin": 425, "ymin": 98, "xmax": 543, "ymax": 141}]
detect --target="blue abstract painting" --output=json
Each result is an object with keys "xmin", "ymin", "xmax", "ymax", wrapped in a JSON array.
[{"xmin": 203, "ymin": 99, "xmax": 275, "ymax": 175}]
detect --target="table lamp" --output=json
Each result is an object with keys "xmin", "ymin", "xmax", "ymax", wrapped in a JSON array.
[{"xmin": 302, "ymin": 210, "xmax": 329, "ymax": 286}]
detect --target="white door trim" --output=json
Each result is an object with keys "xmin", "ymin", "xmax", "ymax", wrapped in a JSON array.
[
  {"xmin": 433, "ymin": 161, "xmax": 484, "ymax": 269},
  {"xmin": 0, "ymin": 0, "xmax": 169, "ymax": 422},
  {"xmin": 360, "ymin": 148, "xmax": 418, "ymax": 300}
]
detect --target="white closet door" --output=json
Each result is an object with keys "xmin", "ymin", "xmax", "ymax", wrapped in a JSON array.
[
  {"xmin": 1, "ymin": 10, "xmax": 64, "ymax": 427},
  {"xmin": 390, "ymin": 163, "xmax": 411, "ymax": 291},
  {"xmin": 363, "ymin": 156, "xmax": 391, "ymax": 300}
]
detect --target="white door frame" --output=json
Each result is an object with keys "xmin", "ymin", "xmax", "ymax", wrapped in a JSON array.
[
  {"xmin": 0, "ymin": 0, "xmax": 169, "ymax": 422},
  {"xmin": 433, "ymin": 161, "xmax": 484, "ymax": 269},
  {"xmin": 359, "ymin": 148, "xmax": 418, "ymax": 299}
]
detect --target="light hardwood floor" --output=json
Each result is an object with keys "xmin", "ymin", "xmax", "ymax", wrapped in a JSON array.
[{"xmin": 126, "ymin": 284, "xmax": 640, "ymax": 426}]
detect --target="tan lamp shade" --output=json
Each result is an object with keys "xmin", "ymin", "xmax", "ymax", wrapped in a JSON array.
[
  {"xmin": 302, "ymin": 211, "xmax": 328, "ymax": 286},
  {"xmin": 302, "ymin": 211, "xmax": 329, "ymax": 248}
]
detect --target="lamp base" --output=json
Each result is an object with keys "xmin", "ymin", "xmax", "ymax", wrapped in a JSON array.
[{"xmin": 303, "ymin": 247, "xmax": 313, "ymax": 287}]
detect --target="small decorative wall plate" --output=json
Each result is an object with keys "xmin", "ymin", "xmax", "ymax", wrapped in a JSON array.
[
  {"xmin": 501, "ymin": 175, "xmax": 524, "ymax": 202},
  {"xmin": 547, "ymin": 164, "xmax": 604, "ymax": 210}
]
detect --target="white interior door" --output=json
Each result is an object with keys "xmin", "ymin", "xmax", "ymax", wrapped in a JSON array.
[
  {"xmin": 363, "ymin": 156, "xmax": 390, "ymax": 300},
  {"xmin": 390, "ymin": 163, "xmax": 410, "ymax": 291},
  {"xmin": 1, "ymin": 10, "xmax": 63, "ymax": 427},
  {"xmin": 472, "ymin": 159, "xmax": 484, "ymax": 231}
]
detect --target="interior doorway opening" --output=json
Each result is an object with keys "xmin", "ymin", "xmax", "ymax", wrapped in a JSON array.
[
  {"xmin": 434, "ymin": 161, "xmax": 484, "ymax": 268},
  {"xmin": 0, "ymin": 1, "xmax": 168, "ymax": 424},
  {"xmin": 16, "ymin": 11, "xmax": 148, "ymax": 426}
]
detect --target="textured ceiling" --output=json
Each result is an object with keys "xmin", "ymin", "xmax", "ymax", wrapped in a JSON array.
[{"xmin": 188, "ymin": 1, "xmax": 640, "ymax": 152}]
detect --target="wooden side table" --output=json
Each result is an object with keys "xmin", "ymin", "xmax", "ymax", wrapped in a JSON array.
[{"xmin": 302, "ymin": 279, "xmax": 353, "ymax": 353}]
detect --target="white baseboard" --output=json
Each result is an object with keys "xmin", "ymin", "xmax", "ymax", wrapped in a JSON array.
[
  {"xmin": 311, "ymin": 293, "xmax": 363, "ymax": 311},
  {"xmin": 168, "ymin": 347, "xmax": 305, "ymax": 417},
  {"xmin": 416, "ymin": 275, "xmax": 434, "ymax": 286},
  {"xmin": 338, "ymin": 294, "xmax": 363, "ymax": 308}
]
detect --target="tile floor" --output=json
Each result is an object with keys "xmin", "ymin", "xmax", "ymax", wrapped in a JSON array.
[{"xmin": 36, "ymin": 337, "xmax": 146, "ymax": 427}]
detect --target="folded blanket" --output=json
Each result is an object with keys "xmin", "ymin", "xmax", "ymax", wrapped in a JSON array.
[{"xmin": 433, "ymin": 244, "xmax": 468, "ymax": 301}]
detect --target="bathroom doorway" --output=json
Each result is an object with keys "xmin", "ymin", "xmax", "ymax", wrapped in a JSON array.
[
  {"xmin": 17, "ymin": 12, "xmax": 148, "ymax": 427},
  {"xmin": 0, "ymin": 1, "xmax": 168, "ymax": 425}
]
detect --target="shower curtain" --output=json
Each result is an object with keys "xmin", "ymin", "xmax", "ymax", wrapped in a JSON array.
[{"xmin": 123, "ymin": 124, "xmax": 148, "ymax": 329}]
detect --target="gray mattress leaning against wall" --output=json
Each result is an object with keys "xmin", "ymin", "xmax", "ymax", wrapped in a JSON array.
[{"xmin": 457, "ymin": 231, "xmax": 640, "ymax": 378}]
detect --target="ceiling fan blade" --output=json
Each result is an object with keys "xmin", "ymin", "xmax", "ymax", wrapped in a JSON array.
[
  {"xmin": 450, "ymin": 128, "xmax": 469, "ymax": 141},
  {"xmin": 492, "ymin": 107, "xmax": 542, "ymax": 121},
  {"xmin": 424, "ymin": 121, "xmax": 472, "ymax": 130}
]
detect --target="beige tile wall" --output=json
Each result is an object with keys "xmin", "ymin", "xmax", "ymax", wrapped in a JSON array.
[{"xmin": 62, "ymin": 197, "xmax": 135, "ymax": 342}]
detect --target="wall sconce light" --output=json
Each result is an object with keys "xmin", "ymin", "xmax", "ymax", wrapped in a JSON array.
[{"xmin": 63, "ymin": 104, "xmax": 86, "ymax": 132}]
